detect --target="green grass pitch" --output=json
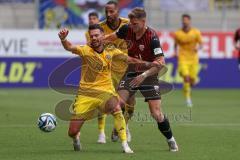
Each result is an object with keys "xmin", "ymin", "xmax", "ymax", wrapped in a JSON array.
[{"xmin": 0, "ymin": 89, "xmax": 240, "ymax": 160}]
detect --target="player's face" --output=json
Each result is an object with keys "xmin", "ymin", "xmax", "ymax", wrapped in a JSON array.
[
  {"xmin": 182, "ymin": 17, "xmax": 191, "ymax": 28},
  {"xmin": 89, "ymin": 16, "xmax": 99, "ymax": 25},
  {"xmin": 89, "ymin": 29, "xmax": 104, "ymax": 48},
  {"xmin": 105, "ymin": 4, "xmax": 119, "ymax": 24},
  {"xmin": 129, "ymin": 18, "xmax": 145, "ymax": 33}
]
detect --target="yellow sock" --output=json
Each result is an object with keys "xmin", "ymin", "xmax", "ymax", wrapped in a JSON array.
[
  {"xmin": 124, "ymin": 104, "xmax": 134, "ymax": 124},
  {"xmin": 183, "ymin": 81, "xmax": 191, "ymax": 100},
  {"xmin": 98, "ymin": 114, "xmax": 106, "ymax": 134},
  {"xmin": 113, "ymin": 111, "xmax": 127, "ymax": 142}
]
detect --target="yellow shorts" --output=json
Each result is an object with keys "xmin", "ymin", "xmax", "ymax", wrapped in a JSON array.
[
  {"xmin": 178, "ymin": 62, "xmax": 199, "ymax": 81},
  {"xmin": 71, "ymin": 92, "xmax": 117, "ymax": 120}
]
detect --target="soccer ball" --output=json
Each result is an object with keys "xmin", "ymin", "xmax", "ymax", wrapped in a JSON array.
[{"xmin": 38, "ymin": 113, "xmax": 57, "ymax": 132}]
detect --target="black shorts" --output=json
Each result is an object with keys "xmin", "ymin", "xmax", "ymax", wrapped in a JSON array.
[{"xmin": 118, "ymin": 72, "xmax": 161, "ymax": 102}]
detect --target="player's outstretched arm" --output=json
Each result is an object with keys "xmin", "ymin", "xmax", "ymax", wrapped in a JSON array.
[
  {"xmin": 127, "ymin": 56, "xmax": 161, "ymax": 68},
  {"xmin": 129, "ymin": 56, "xmax": 167, "ymax": 87},
  {"xmin": 113, "ymin": 54, "xmax": 160, "ymax": 68},
  {"xmin": 58, "ymin": 28, "xmax": 78, "ymax": 54},
  {"xmin": 104, "ymin": 32, "xmax": 118, "ymax": 43},
  {"xmin": 142, "ymin": 56, "xmax": 166, "ymax": 77}
]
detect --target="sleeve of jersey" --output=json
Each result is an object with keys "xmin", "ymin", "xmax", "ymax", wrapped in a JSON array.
[
  {"xmin": 116, "ymin": 24, "xmax": 129, "ymax": 39},
  {"xmin": 151, "ymin": 36, "xmax": 164, "ymax": 57},
  {"xmin": 73, "ymin": 45, "xmax": 85, "ymax": 56},
  {"xmin": 112, "ymin": 49, "xmax": 128, "ymax": 62}
]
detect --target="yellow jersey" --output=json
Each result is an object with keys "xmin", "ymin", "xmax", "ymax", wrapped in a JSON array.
[
  {"xmin": 99, "ymin": 17, "xmax": 129, "ymax": 73},
  {"xmin": 174, "ymin": 28, "xmax": 202, "ymax": 64},
  {"xmin": 99, "ymin": 17, "xmax": 129, "ymax": 51},
  {"xmin": 86, "ymin": 17, "xmax": 129, "ymax": 52},
  {"xmin": 73, "ymin": 45, "xmax": 126, "ymax": 96}
]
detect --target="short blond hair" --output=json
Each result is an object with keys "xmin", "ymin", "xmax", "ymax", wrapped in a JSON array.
[{"xmin": 128, "ymin": 7, "xmax": 146, "ymax": 19}]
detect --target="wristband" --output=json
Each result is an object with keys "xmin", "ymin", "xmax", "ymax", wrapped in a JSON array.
[
  {"xmin": 61, "ymin": 38, "xmax": 67, "ymax": 42},
  {"xmin": 145, "ymin": 62, "xmax": 150, "ymax": 67},
  {"xmin": 141, "ymin": 70, "xmax": 150, "ymax": 78}
]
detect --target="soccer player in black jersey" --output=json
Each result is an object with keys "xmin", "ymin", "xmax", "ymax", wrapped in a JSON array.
[{"xmin": 105, "ymin": 7, "xmax": 179, "ymax": 152}]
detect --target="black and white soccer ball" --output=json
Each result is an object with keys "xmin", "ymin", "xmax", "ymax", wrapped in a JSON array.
[{"xmin": 38, "ymin": 113, "xmax": 57, "ymax": 132}]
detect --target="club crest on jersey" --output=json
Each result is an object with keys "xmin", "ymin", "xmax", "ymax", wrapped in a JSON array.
[
  {"xmin": 105, "ymin": 54, "xmax": 111, "ymax": 60},
  {"xmin": 139, "ymin": 45, "xmax": 145, "ymax": 51}
]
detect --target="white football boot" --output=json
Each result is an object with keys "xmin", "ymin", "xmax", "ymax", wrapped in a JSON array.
[
  {"xmin": 122, "ymin": 141, "xmax": 134, "ymax": 153},
  {"xmin": 167, "ymin": 137, "xmax": 179, "ymax": 152},
  {"xmin": 186, "ymin": 98, "xmax": 193, "ymax": 107},
  {"xmin": 97, "ymin": 132, "xmax": 106, "ymax": 144}
]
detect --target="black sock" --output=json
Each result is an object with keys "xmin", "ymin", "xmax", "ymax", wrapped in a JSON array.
[{"xmin": 157, "ymin": 116, "xmax": 173, "ymax": 139}]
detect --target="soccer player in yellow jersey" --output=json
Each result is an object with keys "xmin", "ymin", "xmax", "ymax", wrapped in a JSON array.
[
  {"xmin": 58, "ymin": 24, "xmax": 134, "ymax": 153},
  {"xmin": 100, "ymin": 2, "xmax": 129, "ymax": 87},
  {"xmin": 85, "ymin": 12, "xmax": 99, "ymax": 42},
  {"xmin": 174, "ymin": 14, "xmax": 203, "ymax": 107},
  {"xmin": 98, "ymin": 1, "xmax": 135, "ymax": 143},
  {"xmin": 85, "ymin": 11, "xmax": 107, "ymax": 144},
  {"xmin": 84, "ymin": 2, "xmax": 133, "ymax": 144}
]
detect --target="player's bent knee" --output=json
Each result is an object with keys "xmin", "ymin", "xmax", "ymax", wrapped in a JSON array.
[{"xmin": 110, "ymin": 104, "xmax": 122, "ymax": 114}]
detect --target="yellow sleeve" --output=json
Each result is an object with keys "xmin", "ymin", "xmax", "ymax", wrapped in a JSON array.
[
  {"xmin": 73, "ymin": 45, "xmax": 85, "ymax": 56},
  {"xmin": 111, "ymin": 49, "xmax": 127, "ymax": 62},
  {"xmin": 120, "ymin": 17, "xmax": 130, "ymax": 25}
]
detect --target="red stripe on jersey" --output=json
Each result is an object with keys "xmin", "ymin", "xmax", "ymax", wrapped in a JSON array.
[{"xmin": 126, "ymin": 27, "xmax": 158, "ymax": 62}]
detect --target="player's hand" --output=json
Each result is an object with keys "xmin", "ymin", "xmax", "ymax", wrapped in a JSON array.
[
  {"xmin": 146, "ymin": 61, "xmax": 161, "ymax": 68},
  {"xmin": 103, "ymin": 35, "xmax": 110, "ymax": 44},
  {"xmin": 58, "ymin": 28, "xmax": 69, "ymax": 41},
  {"xmin": 129, "ymin": 74, "xmax": 146, "ymax": 88},
  {"xmin": 155, "ymin": 56, "xmax": 165, "ymax": 66}
]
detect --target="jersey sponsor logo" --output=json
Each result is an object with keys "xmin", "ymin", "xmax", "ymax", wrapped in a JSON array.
[
  {"xmin": 154, "ymin": 48, "xmax": 163, "ymax": 55},
  {"xmin": 139, "ymin": 44, "xmax": 145, "ymax": 51}
]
